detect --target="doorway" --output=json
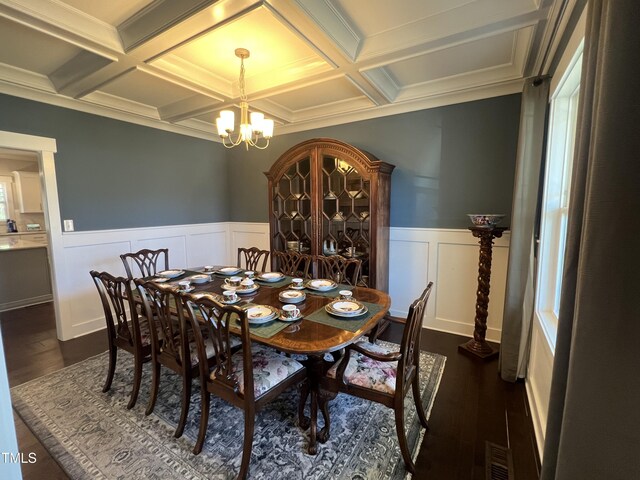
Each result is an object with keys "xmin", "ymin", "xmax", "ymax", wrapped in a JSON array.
[{"xmin": 0, "ymin": 130, "xmax": 64, "ymax": 340}]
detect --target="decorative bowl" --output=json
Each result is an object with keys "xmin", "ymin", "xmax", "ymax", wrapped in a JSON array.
[{"xmin": 467, "ymin": 214, "xmax": 505, "ymax": 227}]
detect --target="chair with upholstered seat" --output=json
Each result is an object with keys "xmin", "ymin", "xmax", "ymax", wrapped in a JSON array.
[
  {"xmin": 237, "ymin": 247, "xmax": 270, "ymax": 272},
  {"xmin": 90, "ymin": 270, "xmax": 151, "ymax": 409},
  {"xmin": 272, "ymin": 250, "xmax": 312, "ymax": 278},
  {"xmin": 180, "ymin": 292, "xmax": 307, "ymax": 479},
  {"xmin": 320, "ymin": 282, "xmax": 434, "ymax": 473},
  {"xmin": 134, "ymin": 279, "xmax": 225, "ymax": 438},
  {"xmin": 313, "ymin": 254, "xmax": 362, "ymax": 286},
  {"xmin": 120, "ymin": 248, "xmax": 169, "ymax": 279}
]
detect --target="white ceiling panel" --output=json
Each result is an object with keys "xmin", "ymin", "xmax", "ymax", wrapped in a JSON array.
[
  {"xmin": 330, "ymin": 0, "xmax": 477, "ymax": 37},
  {"xmin": 267, "ymin": 77, "xmax": 367, "ymax": 112},
  {"xmin": 166, "ymin": 6, "xmax": 332, "ymax": 94},
  {"xmin": 384, "ymin": 31, "xmax": 516, "ymax": 86},
  {"xmin": 0, "ymin": 17, "xmax": 81, "ymax": 75},
  {"xmin": 59, "ymin": 0, "xmax": 155, "ymax": 26},
  {"xmin": 0, "ymin": 0, "xmax": 566, "ymax": 140},
  {"xmin": 99, "ymin": 69, "xmax": 204, "ymax": 108}
]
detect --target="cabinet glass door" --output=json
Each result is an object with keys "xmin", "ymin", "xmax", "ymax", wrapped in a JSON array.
[
  {"xmin": 321, "ymin": 155, "xmax": 370, "ymax": 285},
  {"xmin": 272, "ymin": 157, "xmax": 312, "ymax": 253}
]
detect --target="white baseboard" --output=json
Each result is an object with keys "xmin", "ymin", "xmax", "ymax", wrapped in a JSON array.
[{"xmin": 0, "ymin": 294, "xmax": 53, "ymax": 313}]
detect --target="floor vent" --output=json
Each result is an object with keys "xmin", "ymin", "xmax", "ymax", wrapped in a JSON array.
[{"xmin": 485, "ymin": 441, "xmax": 514, "ymax": 480}]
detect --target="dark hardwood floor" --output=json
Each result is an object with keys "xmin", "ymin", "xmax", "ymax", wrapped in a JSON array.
[{"xmin": 1, "ymin": 303, "xmax": 540, "ymax": 479}]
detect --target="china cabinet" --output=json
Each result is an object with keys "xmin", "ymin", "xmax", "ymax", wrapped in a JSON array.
[{"xmin": 265, "ymin": 138, "xmax": 394, "ymax": 290}]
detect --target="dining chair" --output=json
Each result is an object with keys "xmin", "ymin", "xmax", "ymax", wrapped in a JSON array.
[
  {"xmin": 180, "ymin": 292, "xmax": 306, "ymax": 479},
  {"xmin": 272, "ymin": 250, "xmax": 312, "ymax": 278},
  {"xmin": 237, "ymin": 247, "xmax": 270, "ymax": 272},
  {"xmin": 313, "ymin": 254, "xmax": 362, "ymax": 286},
  {"xmin": 120, "ymin": 248, "xmax": 169, "ymax": 279},
  {"xmin": 321, "ymin": 282, "xmax": 434, "ymax": 473},
  {"xmin": 134, "ymin": 279, "xmax": 219, "ymax": 438},
  {"xmin": 90, "ymin": 270, "xmax": 151, "ymax": 409}
]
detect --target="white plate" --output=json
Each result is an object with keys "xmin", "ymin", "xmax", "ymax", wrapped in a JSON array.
[
  {"xmin": 326, "ymin": 299, "xmax": 367, "ymax": 317},
  {"xmin": 152, "ymin": 277, "xmax": 170, "ymax": 283},
  {"xmin": 279, "ymin": 290, "xmax": 306, "ymax": 304},
  {"xmin": 157, "ymin": 269, "xmax": 184, "ymax": 279},
  {"xmin": 246, "ymin": 305, "xmax": 278, "ymax": 324},
  {"xmin": 189, "ymin": 274, "xmax": 211, "ymax": 284},
  {"xmin": 279, "ymin": 313, "xmax": 303, "ymax": 322},
  {"xmin": 229, "ymin": 284, "xmax": 259, "ymax": 294},
  {"xmin": 216, "ymin": 267, "xmax": 242, "ymax": 275},
  {"xmin": 257, "ymin": 272, "xmax": 285, "ymax": 282},
  {"xmin": 306, "ymin": 279, "xmax": 337, "ymax": 291}
]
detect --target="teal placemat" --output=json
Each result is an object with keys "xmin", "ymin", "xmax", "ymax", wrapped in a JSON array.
[
  {"xmin": 305, "ymin": 283, "xmax": 354, "ymax": 298},
  {"xmin": 255, "ymin": 275, "xmax": 294, "ymax": 288},
  {"xmin": 305, "ymin": 301, "xmax": 384, "ymax": 332}
]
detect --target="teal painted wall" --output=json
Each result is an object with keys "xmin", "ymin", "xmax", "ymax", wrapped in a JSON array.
[
  {"xmin": 0, "ymin": 92, "xmax": 520, "ymax": 231},
  {"xmin": 0, "ymin": 94, "xmax": 228, "ymax": 231},
  {"xmin": 227, "ymin": 94, "xmax": 521, "ymax": 228}
]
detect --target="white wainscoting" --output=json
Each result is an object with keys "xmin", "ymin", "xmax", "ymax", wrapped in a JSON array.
[
  {"xmin": 526, "ymin": 315, "xmax": 555, "ymax": 460},
  {"xmin": 390, "ymin": 228, "xmax": 509, "ymax": 342},
  {"xmin": 53, "ymin": 222, "xmax": 510, "ymax": 343}
]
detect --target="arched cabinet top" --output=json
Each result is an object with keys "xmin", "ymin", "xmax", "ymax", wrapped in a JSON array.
[{"xmin": 264, "ymin": 138, "xmax": 395, "ymax": 181}]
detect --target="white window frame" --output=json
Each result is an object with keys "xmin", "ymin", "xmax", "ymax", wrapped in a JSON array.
[
  {"xmin": 0, "ymin": 175, "xmax": 15, "ymax": 222},
  {"xmin": 535, "ymin": 47, "xmax": 583, "ymax": 351}
]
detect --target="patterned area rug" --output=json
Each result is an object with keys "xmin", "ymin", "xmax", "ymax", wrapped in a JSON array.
[{"xmin": 11, "ymin": 342, "xmax": 445, "ymax": 479}]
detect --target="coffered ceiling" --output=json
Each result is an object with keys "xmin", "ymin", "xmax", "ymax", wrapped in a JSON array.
[{"xmin": 0, "ymin": 0, "xmax": 566, "ymax": 141}]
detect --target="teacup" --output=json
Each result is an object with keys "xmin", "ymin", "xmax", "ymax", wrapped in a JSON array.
[
  {"xmin": 291, "ymin": 278, "xmax": 304, "ymax": 288},
  {"xmin": 222, "ymin": 290, "xmax": 238, "ymax": 303},
  {"xmin": 240, "ymin": 277, "xmax": 255, "ymax": 288},
  {"xmin": 177, "ymin": 280, "xmax": 191, "ymax": 292},
  {"xmin": 203, "ymin": 265, "xmax": 215, "ymax": 273},
  {"xmin": 224, "ymin": 276, "xmax": 242, "ymax": 287},
  {"xmin": 244, "ymin": 271, "xmax": 255, "ymax": 279},
  {"xmin": 282, "ymin": 304, "xmax": 300, "ymax": 319},
  {"xmin": 345, "ymin": 246, "xmax": 356, "ymax": 256},
  {"xmin": 338, "ymin": 290, "xmax": 353, "ymax": 300}
]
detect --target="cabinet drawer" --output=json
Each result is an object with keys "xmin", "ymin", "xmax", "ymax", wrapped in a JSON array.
[{"xmin": 28, "ymin": 234, "xmax": 48, "ymax": 244}]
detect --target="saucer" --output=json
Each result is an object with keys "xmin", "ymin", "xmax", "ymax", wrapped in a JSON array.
[
  {"xmin": 289, "ymin": 284, "xmax": 305, "ymax": 290},
  {"xmin": 176, "ymin": 286, "xmax": 195, "ymax": 293},
  {"xmin": 219, "ymin": 295, "xmax": 241, "ymax": 305},
  {"xmin": 233, "ymin": 284, "xmax": 259, "ymax": 294},
  {"xmin": 279, "ymin": 313, "xmax": 303, "ymax": 322}
]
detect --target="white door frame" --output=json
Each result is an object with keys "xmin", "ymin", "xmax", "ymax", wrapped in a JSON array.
[{"xmin": 0, "ymin": 130, "xmax": 68, "ymax": 340}]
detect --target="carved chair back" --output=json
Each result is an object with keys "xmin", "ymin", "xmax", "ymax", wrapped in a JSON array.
[
  {"xmin": 237, "ymin": 247, "xmax": 270, "ymax": 272},
  {"xmin": 120, "ymin": 248, "xmax": 169, "ymax": 279},
  {"xmin": 90, "ymin": 270, "xmax": 138, "ymax": 348},
  {"xmin": 313, "ymin": 255, "xmax": 362, "ymax": 286},
  {"xmin": 272, "ymin": 250, "xmax": 312, "ymax": 278},
  {"xmin": 135, "ymin": 279, "xmax": 188, "ymax": 370},
  {"xmin": 181, "ymin": 293, "xmax": 255, "ymax": 404}
]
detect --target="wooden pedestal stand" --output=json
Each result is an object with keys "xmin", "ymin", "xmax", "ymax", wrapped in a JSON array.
[{"xmin": 459, "ymin": 226, "xmax": 507, "ymax": 360}]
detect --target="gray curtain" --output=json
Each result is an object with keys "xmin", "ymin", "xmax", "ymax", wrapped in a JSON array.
[
  {"xmin": 541, "ymin": 1, "xmax": 640, "ymax": 479},
  {"xmin": 498, "ymin": 77, "xmax": 549, "ymax": 382}
]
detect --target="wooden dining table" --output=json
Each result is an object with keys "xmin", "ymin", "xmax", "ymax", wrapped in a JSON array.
[{"xmin": 162, "ymin": 267, "xmax": 391, "ymax": 455}]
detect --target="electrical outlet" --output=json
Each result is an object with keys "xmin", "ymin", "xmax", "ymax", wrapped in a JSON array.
[{"xmin": 63, "ymin": 219, "xmax": 74, "ymax": 232}]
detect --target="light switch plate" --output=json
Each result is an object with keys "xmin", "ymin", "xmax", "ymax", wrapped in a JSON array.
[{"xmin": 63, "ymin": 219, "xmax": 74, "ymax": 232}]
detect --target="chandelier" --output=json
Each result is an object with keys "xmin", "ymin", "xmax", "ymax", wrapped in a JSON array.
[{"xmin": 216, "ymin": 48, "xmax": 274, "ymax": 150}]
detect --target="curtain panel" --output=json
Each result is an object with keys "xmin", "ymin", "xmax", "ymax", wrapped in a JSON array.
[{"xmin": 541, "ymin": 1, "xmax": 640, "ymax": 478}]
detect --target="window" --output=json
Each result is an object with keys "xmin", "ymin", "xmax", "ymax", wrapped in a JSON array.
[
  {"xmin": 535, "ymin": 50, "xmax": 582, "ymax": 350},
  {"xmin": 0, "ymin": 176, "xmax": 14, "ymax": 222}
]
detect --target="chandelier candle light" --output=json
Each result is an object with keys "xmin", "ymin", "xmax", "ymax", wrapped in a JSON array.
[{"xmin": 216, "ymin": 48, "xmax": 274, "ymax": 150}]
